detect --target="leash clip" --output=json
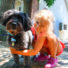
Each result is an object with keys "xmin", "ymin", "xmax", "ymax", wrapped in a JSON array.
[{"xmin": 11, "ymin": 38, "xmax": 16, "ymax": 46}]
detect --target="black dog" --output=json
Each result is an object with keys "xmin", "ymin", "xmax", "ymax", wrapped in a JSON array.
[{"xmin": 1, "ymin": 9, "xmax": 33, "ymax": 68}]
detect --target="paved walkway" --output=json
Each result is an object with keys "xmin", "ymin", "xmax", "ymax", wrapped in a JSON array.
[{"xmin": 0, "ymin": 43, "xmax": 68, "ymax": 68}]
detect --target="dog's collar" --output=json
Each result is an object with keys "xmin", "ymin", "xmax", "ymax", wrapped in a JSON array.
[
  {"xmin": 8, "ymin": 32, "xmax": 14, "ymax": 36},
  {"xmin": 8, "ymin": 32, "xmax": 16, "ymax": 46}
]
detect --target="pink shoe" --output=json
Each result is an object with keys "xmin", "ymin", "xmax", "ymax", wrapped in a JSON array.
[
  {"xmin": 34, "ymin": 54, "xmax": 50, "ymax": 61},
  {"xmin": 45, "ymin": 57, "xmax": 58, "ymax": 68}
]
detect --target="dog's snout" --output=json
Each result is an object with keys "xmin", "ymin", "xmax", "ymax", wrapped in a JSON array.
[
  {"xmin": 11, "ymin": 22, "xmax": 18, "ymax": 29},
  {"xmin": 12, "ymin": 22, "xmax": 17, "ymax": 26}
]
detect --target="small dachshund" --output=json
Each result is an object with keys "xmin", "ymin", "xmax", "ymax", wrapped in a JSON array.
[{"xmin": 1, "ymin": 9, "xmax": 33, "ymax": 68}]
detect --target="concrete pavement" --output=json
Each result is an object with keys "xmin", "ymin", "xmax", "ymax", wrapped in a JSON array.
[{"xmin": 0, "ymin": 43, "xmax": 68, "ymax": 68}]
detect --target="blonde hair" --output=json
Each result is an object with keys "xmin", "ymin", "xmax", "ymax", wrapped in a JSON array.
[
  {"xmin": 33, "ymin": 9, "xmax": 54, "ymax": 32},
  {"xmin": 34, "ymin": 9, "xmax": 54, "ymax": 23}
]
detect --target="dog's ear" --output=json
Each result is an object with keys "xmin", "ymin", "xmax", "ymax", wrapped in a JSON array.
[
  {"xmin": 0, "ymin": 14, "xmax": 5, "ymax": 26},
  {"xmin": 19, "ymin": 12, "xmax": 32, "ymax": 31},
  {"xmin": 2, "ymin": 17, "xmax": 8, "ymax": 26},
  {"xmin": 0, "ymin": 10, "xmax": 11, "ymax": 26},
  {"xmin": 0, "ymin": 15, "xmax": 2, "ymax": 22},
  {"xmin": 1, "ymin": 9, "xmax": 20, "ymax": 26}
]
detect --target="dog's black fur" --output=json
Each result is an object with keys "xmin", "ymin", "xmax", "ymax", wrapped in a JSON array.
[
  {"xmin": 3, "ymin": 10, "xmax": 32, "ymax": 31},
  {"xmin": 1, "ymin": 9, "xmax": 32, "ymax": 68}
]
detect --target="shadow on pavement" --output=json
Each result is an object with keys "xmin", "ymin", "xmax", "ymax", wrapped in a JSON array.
[{"xmin": 0, "ymin": 58, "xmax": 45, "ymax": 68}]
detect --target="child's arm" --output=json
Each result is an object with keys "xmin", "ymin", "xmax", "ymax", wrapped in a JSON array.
[{"xmin": 10, "ymin": 36, "xmax": 45, "ymax": 56}]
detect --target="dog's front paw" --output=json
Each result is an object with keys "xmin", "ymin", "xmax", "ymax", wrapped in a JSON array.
[
  {"xmin": 24, "ymin": 64, "xmax": 31, "ymax": 68},
  {"xmin": 12, "ymin": 63, "xmax": 20, "ymax": 68}
]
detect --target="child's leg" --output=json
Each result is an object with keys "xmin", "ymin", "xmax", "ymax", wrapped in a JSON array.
[{"xmin": 45, "ymin": 37, "xmax": 58, "ymax": 68}]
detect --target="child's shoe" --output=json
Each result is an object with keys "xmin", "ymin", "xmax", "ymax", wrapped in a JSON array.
[{"xmin": 45, "ymin": 57, "xmax": 58, "ymax": 68}]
